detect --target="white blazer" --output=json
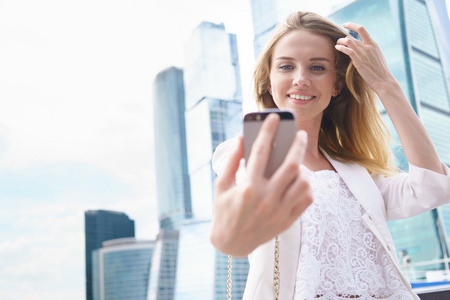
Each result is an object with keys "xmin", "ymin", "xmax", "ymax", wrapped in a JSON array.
[{"xmin": 212, "ymin": 139, "xmax": 450, "ymax": 300}]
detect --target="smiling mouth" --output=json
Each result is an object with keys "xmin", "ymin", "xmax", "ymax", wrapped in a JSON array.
[{"xmin": 289, "ymin": 94, "xmax": 315, "ymax": 101}]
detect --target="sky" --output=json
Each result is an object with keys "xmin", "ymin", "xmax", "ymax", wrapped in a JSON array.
[{"xmin": 0, "ymin": 0, "xmax": 449, "ymax": 299}]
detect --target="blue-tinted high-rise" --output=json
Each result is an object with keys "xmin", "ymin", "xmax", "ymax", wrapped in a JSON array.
[
  {"xmin": 85, "ymin": 210, "xmax": 135, "ymax": 300},
  {"xmin": 147, "ymin": 229, "xmax": 179, "ymax": 300},
  {"xmin": 92, "ymin": 238, "xmax": 154, "ymax": 300},
  {"xmin": 250, "ymin": 0, "xmax": 293, "ymax": 58},
  {"xmin": 153, "ymin": 67, "xmax": 192, "ymax": 230},
  {"xmin": 179, "ymin": 21, "xmax": 249, "ymax": 299}
]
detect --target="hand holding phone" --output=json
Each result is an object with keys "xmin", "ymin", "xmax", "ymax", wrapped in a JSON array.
[
  {"xmin": 210, "ymin": 109, "xmax": 312, "ymax": 257},
  {"xmin": 244, "ymin": 109, "xmax": 297, "ymax": 178}
]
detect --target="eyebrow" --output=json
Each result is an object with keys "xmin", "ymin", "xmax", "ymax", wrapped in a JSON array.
[{"xmin": 275, "ymin": 56, "xmax": 331, "ymax": 62}]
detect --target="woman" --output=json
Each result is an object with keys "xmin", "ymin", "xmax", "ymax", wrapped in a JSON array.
[{"xmin": 210, "ymin": 11, "xmax": 450, "ymax": 299}]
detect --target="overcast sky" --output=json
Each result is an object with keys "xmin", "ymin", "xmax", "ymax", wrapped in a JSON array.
[{"xmin": 0, "ymin": 0, "xmax": 449, "ymax": 299}]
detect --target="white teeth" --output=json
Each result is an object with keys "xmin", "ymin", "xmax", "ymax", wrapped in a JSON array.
[{"xmin": 289, "ymin": 94, "xmax": 314, "ymax": 100}]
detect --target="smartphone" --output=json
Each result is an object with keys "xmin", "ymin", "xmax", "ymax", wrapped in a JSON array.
[{"xmin": 243, "ymin": 109, "xmax": 297, "ymax": 178}]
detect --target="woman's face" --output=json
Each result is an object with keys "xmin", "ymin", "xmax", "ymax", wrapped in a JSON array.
[{"xmin": 269, "ymin": 30, "xmax": 342, "ymax": 125}]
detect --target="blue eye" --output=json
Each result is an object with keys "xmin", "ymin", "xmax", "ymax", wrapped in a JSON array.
[
  {"xmin": 279, "ymin": 65, "xmax": 293, "ymax": 70},
  {"xmin": 311, "ymin": 66, "xmax": 325, "ymax": 71}
]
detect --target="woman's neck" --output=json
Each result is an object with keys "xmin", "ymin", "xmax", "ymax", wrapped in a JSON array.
[
  {"xmin": 296, "ymin": 119, "xmax": 321, "ymax": 156},
  {"xmin": 296, "ymin": 118, "xmax": 335, "ymax": 171}
]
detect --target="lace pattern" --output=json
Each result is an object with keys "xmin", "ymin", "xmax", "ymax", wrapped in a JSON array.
[{"xmin": 294, "ymin": 170, "xmax": 412, "ymax": 300}]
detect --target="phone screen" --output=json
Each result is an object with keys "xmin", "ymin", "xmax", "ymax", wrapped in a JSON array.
[{"xmin": 243, "ymin": 110, "xmax": 297, "ymax": 178}]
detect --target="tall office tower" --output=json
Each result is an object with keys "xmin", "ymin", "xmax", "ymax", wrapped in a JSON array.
[
  {"xmin": 178, "ymin": 21, "xmax": 249, "ymax": 299},
  {"xmin": 183, "ymin": 21, "xmax": 243, "ymax": 221},
  {"xmin": 328, "ymin": 0, "xmax": 450, "ymax": 280},
  {"xmin": 153, "ymin": 67, "xmax": 192, "ymax": 230},
  {"xmin": 174, "ymin": 220, "xmax": 249, "ymax": 299},
  {"xmin": 92, "ymin": 238, "xmax": 154, "ymax": 300},
  {"xmin": 427, "ymin": 0, "xmax": 450, "ymax": 90},
  {"xmin": 250, "ymin": 0, "xmax": 295, "ymax": 58},
  {"xmin": 85, "ymin": 210, "xmax": 135, "ymax": 300},
  {"xmin": 147, "ymin": 229, "xmax": 179, "ymax": 300}
]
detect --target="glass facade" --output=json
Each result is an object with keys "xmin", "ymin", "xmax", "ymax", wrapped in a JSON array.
[
  {"xmin": 147, "ymin": 229, "xmax": 179, "ymax": 300},
  {"xmin": 183, "ymin": 21, "xmax": 244, "ymax": 220},
  {"xmin": 179, "ymin": 20, "xmax": 249, "ymax": 299},
  {"xmin": 153, "ymin": 67, "xmax": 192, "ymax": 230},
  {"xmin": 183, "ymin": 22, "xmax": 241, "ymax": 109},
  {"xmin": 328, "ymin": 0, "xmax": 450, "ymax": 281},
  {"xmin": 92, "ymin": 238, "xmax": 154, "ymax": 300},
  {"xmin": 174, "ymin": 220, "xmax": 249, "ymax": 300},
  {"xmin": 250, "ymin": 0, "xmax": 294, "ymax": 58},
  {"xmin": 174, "ymin": 220, "xmax": 215, "ymax": 299},
  {"xmin": 85, "ymin": 210, "xmax": 135, "ymax": 300},
  {"xmin": 426, "ymin": 0, "xmax": 450, "ymax": 91},
  {"xmin": 185, "ymin": 97, "xmax": 243, "ymax": 220}
]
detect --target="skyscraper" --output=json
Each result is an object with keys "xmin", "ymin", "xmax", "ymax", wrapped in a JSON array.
[
  {"xmin": 153, "ymin": 67, "xmax": 192, "ymax": 230},
  {"xmin": 183, "ymin": 21, "xmax": 243, "ymax": 220},
  {"xmin": 427, "ymin": 0, "xmax": 450, "ymax": 90},
  {"xmin": 85, "ymin": 210, "xmax": 135, "ymax": 300},
  {"xmin": 147, "ymin": 229, "xmax": 179, "ymax": 300},
  {"xmin": 92, "ymin": 237, "xmax": 154, "ymax": 300},
  {"xmin": 327, "ymin": 0, "xmax": 450, "ymax": 280},
  {"xmin": 178, "ymin": 21, "xmax": 249, "ymax": 299},
  {"xmin": 250, "ymin": 0, "xmax": 294, "ymax": 58}
]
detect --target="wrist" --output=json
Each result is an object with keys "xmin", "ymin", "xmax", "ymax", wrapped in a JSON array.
[{"xmin": 373, "ymin": 75, "xmax": 402, "ymax": 100}]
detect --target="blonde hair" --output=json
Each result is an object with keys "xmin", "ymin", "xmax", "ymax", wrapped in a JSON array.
[{"xmin": 253, "ymin": 11, "xmax": 398, "ymax": 176}]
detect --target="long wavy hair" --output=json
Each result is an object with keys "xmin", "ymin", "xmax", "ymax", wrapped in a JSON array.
[{"xmin": 253, "ymin": 11, "xmax": 398, "ymax": 176}]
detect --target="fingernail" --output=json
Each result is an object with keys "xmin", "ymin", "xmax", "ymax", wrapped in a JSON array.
[
  {"xmin": 268, "ymin": 113, "xmax": 280, "ymax": 120},
  {"xmin": 266, "ymin": 113, "xmax": 280, "ymax": 124}
]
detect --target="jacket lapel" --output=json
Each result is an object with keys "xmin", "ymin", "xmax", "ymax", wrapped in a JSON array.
[{"xmin": 321, "ymin": 151, "xmax": 386, "ymax": 218}]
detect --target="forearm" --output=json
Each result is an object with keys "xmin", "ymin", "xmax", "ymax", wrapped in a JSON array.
[{"xmin": 376, "ymin": 76, "xmax": 444, "ymax": 174}]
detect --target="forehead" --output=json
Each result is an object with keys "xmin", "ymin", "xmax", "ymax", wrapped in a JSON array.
[{"xmin": 272, "ymin": 30, "xmax": 335, "ymax": 61}]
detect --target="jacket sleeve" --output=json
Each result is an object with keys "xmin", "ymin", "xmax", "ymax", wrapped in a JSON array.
[
  {"xmin": 371, "ymin": 163, "xmax": 450, "ymax": 221},
  {"xmin": 212, "ymin": 138, "xmax": 246, "ymax": 182}
]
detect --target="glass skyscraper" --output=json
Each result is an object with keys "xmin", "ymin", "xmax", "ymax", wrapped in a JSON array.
[
  {"xmin": 174, "ymin": 220, "xmax": 250, "ymax": 299},
  {"xmin": 177, "ymin": 21, "xmax": 249, "ymax": 299},
  {"xmin": 328, "ymin": 0, "xmax": 450, "ymax": 280},
  {"xmin": 183, "ymin": 21, "xmax": 243, "ymax": 220},
  {"xmin": 250, "ymin": 0, "xmax": 294, "ymax": 58},
  {"xmin": 85, "ymin": 210, "xmax": 135, "ymax": 300},
  {"xmin": 427, "ymin": 0, "xmax": 450, "ymax": 91},
  {"xmin": 153, "ymin": 67, "xmax": 192, "ymax": 230},
  {"xmin": 147, "ymin": 229, "xmax": 179, "ymax": 300},
  {"xmin": 92, "ymin": 238, "xmax": 154, "ymax": 300}
]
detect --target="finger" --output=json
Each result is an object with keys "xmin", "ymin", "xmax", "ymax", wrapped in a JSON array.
[
  {"xmin": 215, "ymin": 136, "xmax": 244, "ymax": 191},
  {"xmin": 289, "ymin": 182, "xmax": 313, "ymax": 219},
  {"xmin": 269, "ymin": 130, "xmax": 308, "ymax": 195},
  {"xmin": 276, "ymin": 170, "xmax": 312, "ymax": 232},
  {"xmin": 335, "ymin": 44, "xmax": 359, "ymax": 62},
  {"xmin": 343, "ymin": 22, "xmax": 375, "ymax": 44},
  {"xmin": 285, "ymin": 166, "xmax": 312, "ymax": 213},
  {"xmin": 246, "ymin": 113, "xmax": 280, "ymax": 180},
  {"xmin": 336, "ymin": 36, "xmax": 360, "ymax": 48}
]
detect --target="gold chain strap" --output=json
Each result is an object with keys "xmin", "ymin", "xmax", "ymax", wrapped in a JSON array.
[
  {"xmin": 226, "ymin": 236, "xmax": 280, "ymax": 300},
  {"xmin": 227, "ymin": 255, "xmax": 232, "ymax": 300},
  {"xmin": 273, "ymin": 235, "xmax": 280, "ymax": 300}
]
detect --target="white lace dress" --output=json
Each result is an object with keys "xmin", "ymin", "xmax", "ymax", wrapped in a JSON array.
[{"xmin": 293, "ymin": 169, "xmax": 413, "ymax": 300}]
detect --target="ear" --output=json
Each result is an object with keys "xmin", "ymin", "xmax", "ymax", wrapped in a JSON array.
[
  {"xmin": 333, "ymin": 81, "xmax": 344, "ymax": 97},
  {"xmin": 268, "ymin": 85, "xmax": 272, "ymax": 95}
]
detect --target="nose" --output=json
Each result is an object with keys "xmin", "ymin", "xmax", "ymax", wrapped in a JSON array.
[{"xmin": 292, "ymin": 69, "xmax": 311, "ymax": 87}]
